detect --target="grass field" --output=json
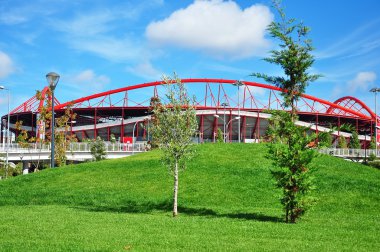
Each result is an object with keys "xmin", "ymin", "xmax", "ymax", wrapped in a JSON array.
[{"xmin": 0, "ymin": 143, "xmax": 379, "ymax": 251}]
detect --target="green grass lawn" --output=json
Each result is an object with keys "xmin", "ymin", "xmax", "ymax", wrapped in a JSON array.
[{"xmin": 0, "ymin": 144, "xmax": 379, "ymax": 251}]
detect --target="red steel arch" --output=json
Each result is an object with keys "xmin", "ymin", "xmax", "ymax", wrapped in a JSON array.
[
  {"xmin": 326, "ymin": 96, "xmax": 376, "ymax": 119},
  {"xmin": 11, "ymin": 78, "xmax": 373, "ymax": 120}
]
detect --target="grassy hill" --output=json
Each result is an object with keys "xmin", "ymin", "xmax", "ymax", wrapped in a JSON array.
[{"xmin": 0, "ymin": 144, "xmax": 379, "ymax": 251}]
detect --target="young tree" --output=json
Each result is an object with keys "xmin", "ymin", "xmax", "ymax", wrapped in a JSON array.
[
  {"xmin": 36, "ymin": 90, "xmax": 77, "ymax": 167},
  {"xmin": 317, "ymin": 131, "xmax": 333, "ymax": 148},
  {"xmin": 338, "ymin": 135, "xmax": 348, "ymax": 149},
  {"xmin": 90, "ymin": 136, "xmax": 107, "ymax": 161},
  {"xmin": 252, "ymin": 0, "xmax": 320, "ymax": 223},
  {"xmin": 349, "ymin": 131, "xmax": 360, "ymax": 149},
  {"xmin": 267, "ymin": 111, "xmax": 316, "ymax": 223},
  {"xmin": 216, "ymin": 128, "xmax": 224, "ymax": 143},
  {"xmin": 369, "ymin": 137, "xmax": 376, "ymax": 149},
  {"xmin": 151, "ymin": 74, "xmax": 198, "ymax": 217}
]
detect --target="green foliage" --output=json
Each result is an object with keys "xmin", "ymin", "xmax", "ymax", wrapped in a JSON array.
[
  {"xmin": 36, "ymin": 90, "xmax": 77, "ymax": 167},
  {"xmin": 349, "ymin": 131, "xmax": 361, "ymax": 149},
  {"xmin": 251, "ymin": 0, "xmax": 321, "ymax": 117},
  {"xmin": 216, "ymin": 128, "xmax": 224, "ymax": 143},
  {"xmin": 338, "ymin": 135, "xmax": 348, "ymax": 149},
  {"xmin": 90, "ymin": 137, "xmax": 107, "ymax": 161},
  {"xmin": 253, "ymin": 1, "xmax": 320, "ymax": 223},
  {"xmin": 370, "ymin": 137, "xmax": 376, "ymax": 149},
  {"xmin": 151, "ymin": 74, "xmax": 197, "ymax": 171},
  {"xmin": 110, "ymin": 134, "xmax": 116, "ymax": 144},
  {"xmin": 317, "ymin": 131, "xmax": 333, "ymax": 148},
  {"xmin": 267, "ymin": 111, "xmax": 316, "ymax": 223},
  {"xmin": 0, "ymin": 162, "xmax": 22, "ymax": 178},
  {"xmin": 151, "ymin": 73, "xmax": 198, "ymax": 216},
  {"xmin": 339, "ymin": 123, "xmax": 355, "ymax": 133},
  {"xmin": 368, "ymin": 153, "xmax": 377, "ymax": 162}
]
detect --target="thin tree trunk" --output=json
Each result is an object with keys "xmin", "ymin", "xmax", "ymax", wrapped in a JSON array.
[{"xmin": 173, "ymin": 161, "xmax": 179, "ymax": 217}]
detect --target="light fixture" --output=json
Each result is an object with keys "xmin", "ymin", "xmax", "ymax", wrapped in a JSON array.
[{"xmin": 46, "ymin": 72, "xmax": 60, "ymax": 168}]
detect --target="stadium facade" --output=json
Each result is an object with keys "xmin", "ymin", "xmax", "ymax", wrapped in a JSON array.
[{"xmin": 1, "ymin": 78, "xmax": 377, "ymax": 146}]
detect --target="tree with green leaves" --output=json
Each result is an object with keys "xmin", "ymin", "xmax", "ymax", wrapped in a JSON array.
[
  {"xmin": 252, "ymin": 0, "xmax": 320, "ymax": 223},
  {"xmin": 267, "ymin": 111, "xmax": 317, "ymax": 223},
  {"xmin": 36, "ymin": 90, "xmax": 77, "ymax": 167},
  {"xmin": 151, "ymin": 73, "xmax": 198, "ymax": 217},
  {"xmin": 338, "ymin": 135, "xmax": 348, "ymax": 149},
  {"xmin": 349, "ymin": 131, "xmax": 360, "ymax": 149},
  {"xmin": 370, "ymin": 137, "xmax": 376, "ymax": 149},
  {"xmin": 216, "ymin": 128, "xmax": 224, "ymax": 143},
  {"xmin": 317, "ymin": 131, "xmax": 333, "ymax": 148},
  {"xmin": 90, "ymin": 136, "xmax": 107, "ymax": 161}
]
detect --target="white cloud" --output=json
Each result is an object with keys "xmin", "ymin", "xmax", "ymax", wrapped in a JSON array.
[
  {"xmin": 52, "ymin": 10, "xmax": 146, "ymax": 62},
  {"xmin": 0, "ymin": 51, "xmax": 15, "ymax": 78},
  {"xmin": 316, "ymin": 19, "xmax": 380, "ymax": 60},
  {"xmin": 126, "ymin": 61, "xmax": 163, "ymax": 80},
  {"xmin": 348, "ymin": 71, "xmax": 377, "ymax": 92},
  {"xmin": 65, "ymin": 70, "xmax": 110, "ymax": 94},
  {"xmin": 146, "ymin": 0, "xmax": 273, "ymax": 59}
]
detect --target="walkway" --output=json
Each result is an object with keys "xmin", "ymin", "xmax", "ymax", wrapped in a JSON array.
[{"xmin": 0, "ymin": 142, "xmax": 147, "ymax": 162}]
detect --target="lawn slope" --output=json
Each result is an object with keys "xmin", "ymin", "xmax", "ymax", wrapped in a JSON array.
[{"xmin": 0, "ymin": 144, "xmax": 379, "ymax": 251}]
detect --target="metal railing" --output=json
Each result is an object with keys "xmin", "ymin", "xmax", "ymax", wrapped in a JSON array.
[
  {"xmin": 319, "ymin": 148, "xmax": 379, "ymax": 158},
  {"xmin": 0, "ymin": 142, "xmax": 147, "ymax": 153}
]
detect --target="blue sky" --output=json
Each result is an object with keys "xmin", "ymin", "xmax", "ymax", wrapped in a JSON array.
[{"xmin": 0, "ymin": 0, "xmax": 380, "ymax": 116}]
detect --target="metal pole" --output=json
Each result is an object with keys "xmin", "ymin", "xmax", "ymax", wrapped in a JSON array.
[
  {"xmin": 365, "ymin": 133, "xmax": 367, "ymax": 163},
  {"xmin": 223, "ymin": 105, "xmax": 226, "ymax": 143},
  {"xmin": 132, "ymin": 121, "xmax": 137, "ymax": 154},
  {"xmin": 51, "ymin": 90, "xmax": 55, "ymax": 168},
  {"xmin": 375, "ymin": 92, "xmax": 377, "ymax": 156},
  {"xmin": 238, "ymin": 85, "xmax": 240, "ymax": 143},
  {"xmin": 6, "ymin": 89, "xmax": 10, "ymax": 177}
]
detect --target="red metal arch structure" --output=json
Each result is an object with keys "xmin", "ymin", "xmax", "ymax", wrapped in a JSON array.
[
  {"xmin": 4, "ymin": 78, "xmax": 377, "ymax": 143},
  {"xmin": 326, "ymin": 96, "xmax": 376, "ymax": 119}
]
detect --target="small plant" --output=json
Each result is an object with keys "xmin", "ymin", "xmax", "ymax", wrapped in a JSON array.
[
  {"xmin": 348, "ymin": 131, "xmax": 360, "ymax": 149},
  {"xmin": 338, "ymin": 135, "xmax": 347, "ymax": 149},
  {"xmin": 90, "ymin": 137, "xmax": 107, "ymax": 161},
  {"xmin": 369, "ymin": 137, "xmax": 376, "ymax": 149},
  {"xmin": 110, "ymin": 134, "xmax": 116, "ymax": 144},
  {"xmin": 368, "ymin": 153, "xmax": 376, "ymax": 162},
  {"xmin": 317, "ymin": 132, "xmax": 333, "ymax": 148},
  {"xmin": 216, "ymin": 128, "xmax": 224, "ymax": 143}
]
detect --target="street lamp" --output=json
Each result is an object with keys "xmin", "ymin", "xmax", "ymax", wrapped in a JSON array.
[
  {"xmin": 221, "ymin": 102, "xmax": 229, "ymax": 143},
  {"xmin": 0, "ymin": 86, "xmax": 10, "ymax": 178},
  {"xmin": 370, "ymin": 87, "xmax": 380, "ymax": 156},
  {"xmin": 233, "ymin": 81, "xmax": 244, "ymax": 143},
  {"xmin": 46, "ymin": 72, "xmax": 60, "ymax": 168}
]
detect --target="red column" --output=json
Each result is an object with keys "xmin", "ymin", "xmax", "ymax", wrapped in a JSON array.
[
  {"xmin": 121, "ymin": 108, "xmax": 124, "ymax": 141},
  {"xmin": 94, "ymin": 108, "xmax": 97, "ymax": 139}
]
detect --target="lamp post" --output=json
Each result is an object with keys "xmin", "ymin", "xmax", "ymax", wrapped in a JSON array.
[
  {"xmin": 221, "ymin": 102, "xmax": 228, "ymax": 142},
  {"xmin": 132, "ymin": 121, "xmax": 138, "ymax": 154},
  {"xmin": 46, "ymin": 72, "xmax": 60, "ymax": 168},
  {"xmin": 233, "ymin": 81, "xmax": 244, "ymax": 142},
  {"xmin": 0, "ymin": 86, "xmax": 10, "ymax": 178},
  {"xmin": 370, "ymin": 87, "xmax": 380, "ymax": 156}
]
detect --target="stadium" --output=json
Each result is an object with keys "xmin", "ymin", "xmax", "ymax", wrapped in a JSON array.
[{"xmin": 0, "ymin": 78, "xmax": 377, "ymax": 146}]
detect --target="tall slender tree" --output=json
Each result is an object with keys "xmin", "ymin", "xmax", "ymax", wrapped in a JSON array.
[
  {"xmin": 151, "ymin": 73, "xmax": 198, "ymax": 217},
  {"xmin": 252, "ymin": 0, "xmax": 320, "ymax": 223}
]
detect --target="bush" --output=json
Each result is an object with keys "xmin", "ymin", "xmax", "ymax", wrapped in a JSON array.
[
  {"xmin": 90, "ymin": 137, "xmax": 107, "ymax": 161},
  {"xmin": 367, "ymin": 160, "xmax": 380, "ymax": 169}
]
